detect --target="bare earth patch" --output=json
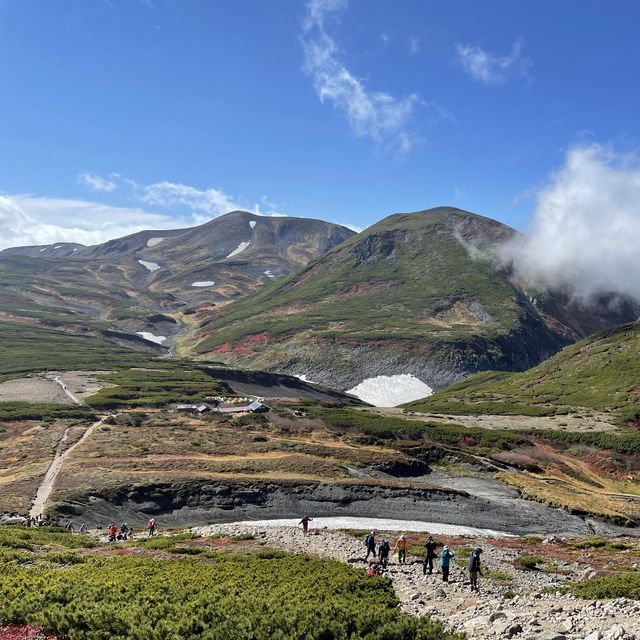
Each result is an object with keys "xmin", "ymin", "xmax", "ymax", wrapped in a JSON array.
[
  {"xmin": 0, "ymin": 378, "xmax": 71, "ymax": 404},
  {"xmin": 388, "ymin": 408, "xmax": 619, "ymax": 433}
]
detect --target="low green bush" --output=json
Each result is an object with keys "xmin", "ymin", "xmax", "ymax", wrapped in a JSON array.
[
  {"xmin": 0, "ymin": 526, "xmax": 97, "ymax": 550},
  {"xmin": 569, "ymin": 572, "xmax": 640, "ymax": 600},
  {"xmin": 0, "ymin": 553, "xmax": 463, "ymax": 640},
  {"xmin": 514, "ymin": 555, "xmax": 545, "ymax": 570},
  {"xmin": 484, "ymin": 570, "xmax": 513, "ymax": 582}
]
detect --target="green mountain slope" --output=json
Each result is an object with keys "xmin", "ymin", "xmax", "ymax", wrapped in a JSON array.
[
  {"xmin": 191, "ymin": 207, "xmax": 639, "ymax": 392},
  {"xmin": 404, "ymin": 319, "xmax": 640, "ymax": 424}
]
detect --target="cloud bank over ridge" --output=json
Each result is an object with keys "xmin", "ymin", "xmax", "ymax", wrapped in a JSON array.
[{"xmin": 501, "ymin": 143, "xmax": 640, "ymax": 303}]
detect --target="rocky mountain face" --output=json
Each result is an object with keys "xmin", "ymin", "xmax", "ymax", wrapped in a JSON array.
[
  {"xmin": 191, "ymin": 207, "xmax": 640, "ymax": 396},
  {"xmin": 0, "ymin": 211, "xmax": 355, "ymax": 352}
]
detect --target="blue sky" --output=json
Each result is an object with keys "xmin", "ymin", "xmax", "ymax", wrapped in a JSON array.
[{"xmin": 1, "ymin": 0, "xmax": 640, "ymax": 249}]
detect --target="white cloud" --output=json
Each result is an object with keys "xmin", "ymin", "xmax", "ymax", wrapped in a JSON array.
[
  {"xmin": 136, "ymin": 180, "xmax": 286, "ymax": 219},
  {"xmin": 139, "ymin": 181, "xmax": 239, "ymax": 218},
  {"xmin": 501, "ymin": 143, "xmax": 640, "ymax": 303},
  {"xmin": 409, "ymin": 36, "xmax": 421, "ymax": 55},
  {"xmin": 78, "ymin": 172, "xmax": 117, "ymax": 192},
  {"xmin": 302, "ymin": 0, "xmax": 422, "ymax": 153},
  {"xmin": 456, "ymin": 37, "xmax": 532, "ymax": 85},
  {"xmin": 0, "ymin": 194, "xmax": 200, "ymax": 250}
]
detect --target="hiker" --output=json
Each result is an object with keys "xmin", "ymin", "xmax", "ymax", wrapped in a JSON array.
[
  {"xmin": 65, "ymin": 521, "xmax": 74, "ymax": 532},
  {"xmin": 120, "ymin": 523, "xmax": 129, "ymax": 540},
  {"xmin": 79, "ymin": 523, "xmax": 87, "ymax": 534},
  {"xmin": 468, "ymin": 547, "xmax": 483, "ymax": 592},
  {"xmin": 377, "ymin": 539, "xmax": 390, "ymax": 568},
  {"xmin": 439, "ymin": 546, "xmax": 455, "ymax": 582},
  {"xmin": 394, "ymin": 534, "xmax": 407, "ymax": 564},
  {"xmin": 423, "ymin": 535, "xmax": 437, "ymax": 575},
  {"xmin": 108, "ymin": 523, "xmax": 118, "ymax": 542},
  {"xmin": 364, "ymin": 531, "xmax": 376, "ymax": 560},
  {"xmin": 367, "ymin": 563, "xmax": 382, "ymax": 576},
  {"xmin": 298, "ymin": 516, "xmax": 313, "ymax": 536},
  {"xmin": 146, "ymin": 518, "xmax": 156, "ymax": 537}
]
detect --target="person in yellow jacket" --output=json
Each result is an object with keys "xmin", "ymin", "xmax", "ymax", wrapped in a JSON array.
[{"xmin": 394, "ymin": 534, "xmax": 407, "ymax": 564}]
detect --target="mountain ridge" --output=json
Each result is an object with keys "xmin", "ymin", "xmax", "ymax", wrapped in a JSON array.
[{"xmin": 189, "ymin": 206, "xmax": 639, "ymax": 399}]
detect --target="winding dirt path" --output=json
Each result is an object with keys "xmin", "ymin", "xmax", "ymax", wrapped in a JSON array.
[{"xmin": 29, "ymin": 418, "xmax": 104, "ymax": 518}]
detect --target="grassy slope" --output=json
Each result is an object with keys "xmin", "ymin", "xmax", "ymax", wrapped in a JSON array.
[
  {"xmin": 0, "ymin": 526, "xmax": 457, "ymax": 640},
  {"xmin": 0, "ymin": 322, "xmax": 152, "ymax": 382},
  {"xmin": 404, "ymin": 320, "xmax": 640, "ymax": 424},
  {"xmin": 193, "ymin": 209, "xmax": 524, "ymax": 351}
]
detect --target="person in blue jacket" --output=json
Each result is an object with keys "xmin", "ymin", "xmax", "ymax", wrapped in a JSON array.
[{"xmin": 439, "ymin": 545, "xmax": 455, "ymax": 582}]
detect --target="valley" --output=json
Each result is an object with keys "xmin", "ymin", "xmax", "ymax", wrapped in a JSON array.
[{"xmin": 1, "ymin": 205, "xmax": 639, "ymax": 640}]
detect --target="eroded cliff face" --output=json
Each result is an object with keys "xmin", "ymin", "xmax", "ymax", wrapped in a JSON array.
[{"xmin": 52, "ymin": 477, "xmax": 608, "ymax": 537}]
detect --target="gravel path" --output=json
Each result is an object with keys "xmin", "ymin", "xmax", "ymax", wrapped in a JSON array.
[
  {"xmin": 193, "ymin": 523, "xmax": 640, "ymax": 640},
  {"xmin": 30, "ymin": 419, "xmax": 104, "ymax": 518}
]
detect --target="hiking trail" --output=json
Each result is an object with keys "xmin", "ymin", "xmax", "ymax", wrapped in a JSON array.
[
  {"xmin": 53, "ymin": 375, "xmax": 83, "ymax": 404},
  {"xmin": 30, "ymin": 418, "xmax": 104, "ymax": 518}
]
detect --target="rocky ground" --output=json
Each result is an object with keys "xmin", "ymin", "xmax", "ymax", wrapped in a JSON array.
[{"xmin": 193, "ymin": 523, "xmax": 640, "ymax": 640}]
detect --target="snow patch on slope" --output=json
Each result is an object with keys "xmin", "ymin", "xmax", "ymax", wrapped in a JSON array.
[
  {"xmin": 264, "ymin": 270, "xmax": 275, "ymax": 278},
  {"xmin": 191, "ymin": 281, "xmax": 215, "ymax": 287},
  {"xmin": 138, "ymin": 259, "xmax": 160, "ymax": 272},
  {"xmin": 347, "ymin": 374, "xmax": 433, "ymax": 407},
  {"xmin": 295, "ymin": 374, "xmax": 317, "ymax": 384},
  {"xmin": 249, "ymin": 220, "xmax": 257, "ymax": 229},
  {"xmin": 226, "ymin": 241, "xmax": 250, "ymax": 258},
  {"xmin": 136, "ymin": 332, "xmax": 167, "ymax": 345},
  {"xmin": 224, "ymin": 516, "xmax": 512, "ymax": 538},
  {"xmin": 146, "ymin": 237, "xmax": 165, "ymax": 247}
]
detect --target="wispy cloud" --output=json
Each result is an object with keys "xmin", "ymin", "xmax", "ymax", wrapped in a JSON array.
[
  {"xmin": 456, "ymin": 37, "xmax": 532, "ymax": 85},
  {"xmin": 302, "ymin": 0, "xmax": 422, "ymax": 154},
  {"xmin": 78, "ymin": 172, "xmax": 117, "ymax": 192},
  {"xmin": 135, "ymin": 180, "xmax": 285, "ymax": 218},
  {"xmin": 409, "ymin": 36, "xmax": 421, "ymax": 55}
]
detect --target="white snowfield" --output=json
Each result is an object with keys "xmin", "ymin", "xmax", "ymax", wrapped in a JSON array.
[
  {"xmin": 146, "ymin": 237, "xmax": 165, "ymax": 247},
  {"xmin": 249, "ymin": 220, "xmax": 257, "ymax": 229},
  {"xmin": 295, "ymin": 374, "xmax": 317, "ymax": 383},
  {"xmin": 136, "ymin": 331, "xmax": 167, "ymax": 345},
  {"xmin": 264, "ymin": 270, "xmax": 275, "ymax": 278},
  {"xmin": 226, "ymin": 516, "xmax": 512, "ymax": 538},
  {"xmin": 138, "ymin": 259, "xmax": 161, "ymax": 272},
  {"xmin": 191, "ymin": 281, "xmax": 215, "ymax": 287},
  {"xmin": 226, "ymin": 241, "xmax": 250, "ymax": 258},
  {"xmin": 347, "ymin": 374, "xmax": 433, "ymax": 407}
]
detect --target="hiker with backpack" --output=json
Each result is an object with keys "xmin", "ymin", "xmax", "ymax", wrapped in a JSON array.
[
  {"xmin": 468, "ymin": 547, "xmax": 483, "ymax": 592},
  {"xmin": 146, "ymin": 518, "xmax": 156, "ymax": 537},
  {"xmin": 364, "ymin": 531, "xmax": 376, "ymax": 560},
  {"xmin": 377, "ymin": 539, "xmax": 390, "ymax": 568},
  {"xmin": 394, "ymin": 534, "xmax": 407, "ymax": 564},
  {"xmin": 439, "ymin": 546, "xmax": 455, "ymax": 582},
  {"xmin": 423, "ymin": 535, "xmax": 438, "ymax": 575}
]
